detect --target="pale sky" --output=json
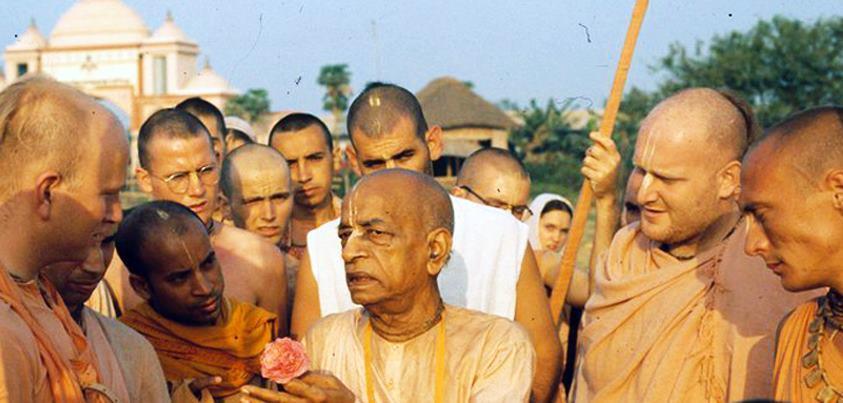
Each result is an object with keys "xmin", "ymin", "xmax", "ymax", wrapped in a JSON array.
[{"xmin": 1, "ymin": 1, "xmax": 838, "ymax": 114}]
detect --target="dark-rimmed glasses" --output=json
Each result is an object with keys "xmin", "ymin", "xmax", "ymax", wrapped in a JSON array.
[{"xmin": 460, "ymin": 185, "xmax": 533, "ymax": 219}]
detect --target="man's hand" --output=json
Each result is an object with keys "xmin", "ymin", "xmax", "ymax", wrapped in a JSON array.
[
  {"xmin": 581, "ymin": 131, "xmax": 621, "ymax": 200},
  {"xmin": 240, "ymin": 372, "xmax": 355, "ymax": 403}
]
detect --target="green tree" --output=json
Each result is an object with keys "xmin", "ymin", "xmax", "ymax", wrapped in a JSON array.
[
  {"xmin": 318, "ymin": 64, "xmax": 352, "ymax": 134},
  {"xmin": 224, "ymin": 88, "xmax": 271, "ymax": 123}
]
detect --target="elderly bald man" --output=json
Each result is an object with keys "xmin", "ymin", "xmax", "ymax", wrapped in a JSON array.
[
  {"xmin": 573, "ymin": 88, "xmax": 821, "ymax": 402},
  {"xmin": 243, "ymin": 169, "xmax": 535, "ymax": 403},
  {"xmin": 0, "ymin": 76, "xmax": 129, "ymax": 401},
  {"xmin": 293, "ymin": 83, "xmax": 560, "ymax": 401},
  {"xmin": 740, "ymin": 106, "xmax": 843, "ymax": 402}
]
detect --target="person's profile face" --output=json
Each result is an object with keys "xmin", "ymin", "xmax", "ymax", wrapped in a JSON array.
[
  {"xmin": 271, "ymin": 126, "xmax": 334, "ymax": 208},
  {"xmin": 538, "ymin": 209, "xmax": 571, "ymax": 253},
  {"xmin": 58, "ymin": 111, "xmax": 127, "ymax": 265},
  {"xmin": 44, "ymin": 236, "xmax": 116, "ymax": 309},
  {"xmin": 229, "ymin": 166, "xmax": 293, "ymax": 246},
  {"xmin": 144, "ymin": 135, "xmax": 220, "ymax": 224},
  {"xmin": 338, "ymin": 186, "xmax": 428, "ymax": 306},
  {"xmin": 143, "ymin": 226, "xmax": 224, "ymax": 326},
  {"xmin": 741, "ymin": 141, "xmax": 841, "ymax": 292},
  {"xmin": 351, "ymin": 117, "xmax": 432, "ymax": 176}
]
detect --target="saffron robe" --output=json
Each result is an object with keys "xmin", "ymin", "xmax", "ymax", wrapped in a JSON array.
[{"xmin": 574, "ymin": 221, "xmax": 820, "ymax": 402}]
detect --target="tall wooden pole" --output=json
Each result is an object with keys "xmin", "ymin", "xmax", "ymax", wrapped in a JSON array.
[{"xmin": 549, "ymin": 0, "xmax": 650, "ymax": 324}]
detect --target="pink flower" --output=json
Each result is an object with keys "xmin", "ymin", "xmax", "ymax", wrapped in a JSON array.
[{"xmin": 260, "ymin": 338, "xmax": 311, "ymax": 384}]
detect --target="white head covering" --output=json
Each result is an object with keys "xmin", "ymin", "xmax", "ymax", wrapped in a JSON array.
[
  {"xmin": 526, "ymin": 193, "xmax": 574, "ymax": 251},
  {"xmin": 224, "ymin": 116, "xmax": 257, "ymax": 142}
]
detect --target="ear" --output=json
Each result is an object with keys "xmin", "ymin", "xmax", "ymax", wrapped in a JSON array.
[
  {"xmin": 345, "ymin": 144, "xmax": 362, "ymax": 176},
  {"xmin": 128, "ymin": 273, "xmax": 152, "ymax": 301},
  {"xmin": 425, "ymin": 228, "xmax": 453, "ymax": 276},
  {"xmin": 136, "ymin": 167, "xmax": 154, "ymax": 194},
  {"xmin": 34, "ymin": 171, "xmax": 62, "ymax": 220},
  {"xmin": 827, "ymin": 169, "xmax": 843, "ymax": 211},
  {"xmin": 718, "ymin": 160, "xmax": 742, "ymax": 200},
  {"xmin": 425, "ymin": 125, "xmax": 444, "ymax": 162}
]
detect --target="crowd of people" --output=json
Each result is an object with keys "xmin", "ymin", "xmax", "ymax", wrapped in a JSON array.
[{"xmin": 0, "ymin": 74, "xmax": 840, "ymax": 403}]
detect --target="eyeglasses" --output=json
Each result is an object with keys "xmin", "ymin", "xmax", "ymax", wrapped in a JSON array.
[
  {"xmin": 459, "ymin": 185, "xmax": 533, "ymax": 219},
  {"xmin": 148, "ymin": 164, "xmax": 220, "ymax": 195}
]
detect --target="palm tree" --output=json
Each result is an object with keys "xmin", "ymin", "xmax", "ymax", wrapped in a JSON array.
[{"xmin": 317, "ymin": 64, "xmax": 352, "ymax": 134}]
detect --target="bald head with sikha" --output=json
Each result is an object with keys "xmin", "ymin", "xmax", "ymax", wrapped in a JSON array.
[
  {"xmin": 339, "ymin": 169, "xmax": 453, "ymax": 312},
  {"xmin": 454, "ymin": 147, "xmax": 532, "ymax": 220},
  {"xmin": 633, "ymin": 87, "xmax": 757, "ymax": 255},
  {"xmin": 345, "ymin": 84, "xmax": 444, "ymax": 176},
  {"xmin": 742, "ymin": 106, "xmax": 843, "ymax": 293},
  {"xmin": 220, "ymin": 144, "xmax": 293, "ymax": 246}
]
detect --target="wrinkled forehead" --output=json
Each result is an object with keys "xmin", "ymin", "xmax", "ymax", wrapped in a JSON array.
[
  {"xmin": 342, "ymin": 183, "xmax": 410, "ymax": 228},
  {"xmin": 236, "ymin": 166, "xmax": 291, "ymax": 195}
]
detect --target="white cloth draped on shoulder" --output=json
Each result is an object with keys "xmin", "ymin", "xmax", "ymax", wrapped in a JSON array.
[{"xmin": 307, "ymin": 195, "xmax": 528, "ymax": 319}]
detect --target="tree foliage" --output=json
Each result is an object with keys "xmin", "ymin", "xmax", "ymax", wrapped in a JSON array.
[
  {"xmin": 224, "ymin": 88, "xmax": 271, "ymax": 123},
  {"xmin": 318, "ymin": 64, "xmax": 352, "ymax": 115}
]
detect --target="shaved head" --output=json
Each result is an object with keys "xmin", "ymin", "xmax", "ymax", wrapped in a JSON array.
[
  {"xmin": 455, "ymin": 147, "xmax": 531, "ymax": 219},
  {"xmin": 351, "ymin": 169, "xmax": 453, "ymax": 234},
  {"xmin": 639, "ymin": 88, "xmax": 758, "ymax": 165},
  {"xmin": 220, "ymin": 144, "xmax": 290, "ymax": 199},
  {"xmin": 458, "ymin": 147, "xmax": 529, "ymax": 184},
  {"xmin": 347, "ymin": 83, "xmax": 428, "ymax": 144},
  {"xmin": 0, "ymin": 76, "xmax": 118, "ymax": 200},
  {"xmin": 758, "ymin": 106, "xmax": 843, "ymax": 181}
]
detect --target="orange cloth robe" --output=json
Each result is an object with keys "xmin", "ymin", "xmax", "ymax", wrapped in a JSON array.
[
  {"xmin": 574, "ymin": 221, "xmax": 820, "ymax": 402},
  {"xmin": 121, "ymin": 298, "xmax": 278, "ymax": 398},
  {"xmin": 773, "ymin": 298, "xmax": 843, "ymax": 402},
  {"xmin": 0, "ymin": 268, "xmax": 105, "ymax": 402}
]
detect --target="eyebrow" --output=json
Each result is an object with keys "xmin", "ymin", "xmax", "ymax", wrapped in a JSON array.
[{"xmin": 200, "ymin": 251, "xmax": 216, "ymax": 266}]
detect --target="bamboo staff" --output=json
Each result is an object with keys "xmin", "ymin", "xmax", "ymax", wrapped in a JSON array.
[{"xmin": 549, "ymin": 0, "xmax": 649, "ymax": 325}]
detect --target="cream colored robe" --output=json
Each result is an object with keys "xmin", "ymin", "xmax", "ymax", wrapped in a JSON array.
[
  {"xmin": 81, "ymin": 307, "xmax": 169, "ymax": 402},
  {"xmin": 574, "ymin": 221, "xmax": 821, "ymax": 402},
  {"xmin": 303, "ymin": 305, "xmax": 535, "ymax": 403}
]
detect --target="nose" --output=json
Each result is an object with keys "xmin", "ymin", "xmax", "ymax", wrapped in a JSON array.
[
  {"xmin": 341, "ymin": 231, "xmax": 367, "ymax": 264},
  {"xmin": 190, "ymin": 270, "xmax": 214, "ymax": 297},
  {"xmin": 637, "ymin": 173, "xmax": 658, "ymax": 205},
  {"xmin": 385, "ymin": 160, "xmax": 397, "ymax": 169},
  {"xmin": 261, "ymin": 199, "xmax": 276, "ymax": 221},
  {"xmin": 80, "ymin": 247, "xmax": 107, "ymax": 277},
  {"xmin": 104, "ymin": 194, "xmax": 123, "ymax": 224},
  {"xmin": 744, "ymin": 215, "xmax": 771, "ymax": 257},
  {"xmin": 187, "ymin": 171, "xmax": 206, "ymax": 197},
  {"xmin": 298, "ymin": 159, "xmax": 313, "ymax": 183}
]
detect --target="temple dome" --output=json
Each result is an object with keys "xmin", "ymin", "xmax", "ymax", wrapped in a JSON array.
[
  {"xmin": 50, "ymin": 0, "xmax": 149, "ymax": 48},
  {"xmin": 179, "ymin": 59, "xmax": 237, "ymax": 95},
  {"xmin": 145, "ymin": 11, "xmax": 195, "ymax": 45},
  {"xmin": 6, "ymin": 19, "xmax": 47, "ymax": 51}
]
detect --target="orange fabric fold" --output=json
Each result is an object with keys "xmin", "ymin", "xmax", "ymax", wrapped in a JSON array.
[
  {"xmin": 0, "ymin": 265, "xmax": 104, "ymax": 402},
  {"xmin": 121, "ymin": 298, "xmax": 277, "ymax": 397},
  {"xmin": 574, "ymin": 222, "xmax": 820, "ymax": 402},
  {"xmin": 773, "ymin": 298, "xmax": 843, "ymax": 402}
]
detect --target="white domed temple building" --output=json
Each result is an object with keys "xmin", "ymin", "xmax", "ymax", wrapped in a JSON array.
[{"xmin": 3, "ymin": 0, "xmax": 238, "ymax": 135}]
